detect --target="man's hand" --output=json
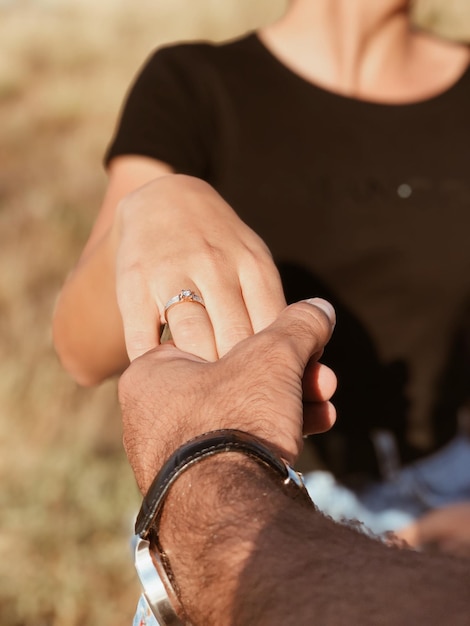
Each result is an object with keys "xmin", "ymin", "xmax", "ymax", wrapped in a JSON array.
[
  {"xmin": 119, "ymin": 298, "xmax": 470, "ymax": 626},
  {"xmin": 119, "ymin": 298, "xmax": 336, "ymax": 493}
]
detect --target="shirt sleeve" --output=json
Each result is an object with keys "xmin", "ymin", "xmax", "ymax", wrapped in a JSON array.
[{"xmin": 105, "ymin": 44, "xmax": 213, "ymax": 176}]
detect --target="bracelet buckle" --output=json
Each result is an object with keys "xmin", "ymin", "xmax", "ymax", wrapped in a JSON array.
[{"xmin": 135, "ymin": 537, "xmax": 185, "ymax": 625}]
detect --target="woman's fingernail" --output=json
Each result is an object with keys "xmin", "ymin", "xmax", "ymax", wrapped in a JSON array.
[{"xmin": 304, "ymin": 298, "xmax": 336, "ymax": 327}]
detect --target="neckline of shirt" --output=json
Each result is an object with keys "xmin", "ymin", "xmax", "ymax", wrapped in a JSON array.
[{"xmin": 248, "ymin": 32, "xmax": 470, "ymax": 111}]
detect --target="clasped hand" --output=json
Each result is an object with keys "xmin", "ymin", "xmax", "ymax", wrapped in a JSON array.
[
  {"xmin": 113, "ymin": 175, "xmax": 287, "ymax": 364},
  {"xmin": 119, "ymin": 299, "xmax": 337, "ymax": 494}
]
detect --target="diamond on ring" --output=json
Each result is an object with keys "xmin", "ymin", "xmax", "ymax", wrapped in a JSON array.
[{"xmin": 164, "ymin": 289, "xmax": 206, "ymax": 321}]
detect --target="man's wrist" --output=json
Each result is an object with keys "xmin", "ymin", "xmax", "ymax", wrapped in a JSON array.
[
  {"xmin": 136, "ymin": 429, "xmax": 309, "ymax": 540},
  {"xmin": 137, "ymin": 419, "xmax": 301, "ymax": 497},
  {"xmin": 134, "ymin": 430, "xmax": 312, "ymax": 624},
  {"xmin": 158, "ymin": 452, "xmax": 307, "ymax": 625}
]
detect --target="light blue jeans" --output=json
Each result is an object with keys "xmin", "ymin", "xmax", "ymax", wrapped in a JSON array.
[
  {"xmin": 133, "ymin": 434, "xmax": 470, "ymax": 624},
  {"xmin": 304, "ymin": 434, "xmax": 470, "ymax": 534},
  {"xmin": 133, "ymin": 595, "xmax": 158, "ymax": 626}
]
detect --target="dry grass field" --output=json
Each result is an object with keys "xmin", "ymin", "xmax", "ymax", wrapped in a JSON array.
[{"xmin": 0, "ymin": 1, "xmax": 469, "ymax": 625}]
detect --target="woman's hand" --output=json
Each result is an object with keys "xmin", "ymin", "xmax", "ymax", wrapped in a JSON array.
[
  {"xmin": 396, "ymin": 502, "xmax": 470, "ymax": 557},
  {"xmin": 113, "ymin": 174, "xmax": 286, "ymax": 362}
]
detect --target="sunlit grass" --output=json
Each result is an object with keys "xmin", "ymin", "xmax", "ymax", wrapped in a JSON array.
[{"xmin": 0, "ymin": 2, "xmax": 285, "ymax": 623}]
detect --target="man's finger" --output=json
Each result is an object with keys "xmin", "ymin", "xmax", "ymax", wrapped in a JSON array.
[
  {"xmin": 303, "ymin": 401, "xmax": 337, "ymax": 435},
  {"xmin": 266, "ymin": 298, "xmax": 336, "ymax": 367},
  {"xmin": 303, "ymin": 361, "xmax": 337, "ymax": 402}
]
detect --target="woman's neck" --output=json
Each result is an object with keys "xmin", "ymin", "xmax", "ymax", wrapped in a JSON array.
[{"xmin": 259, "ymin": 0, "xmax": 469, "ymax": 103}]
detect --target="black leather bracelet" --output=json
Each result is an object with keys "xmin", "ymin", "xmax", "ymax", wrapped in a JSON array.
[
  {"xmin": 133, "ymin": 429, "xmax": 313, "ymax": 625},
  {"xmin": 136, "ymin": 428, "xmax": 311, "ymax": 538}
]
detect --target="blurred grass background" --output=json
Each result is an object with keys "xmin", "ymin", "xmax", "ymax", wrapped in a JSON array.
[{"xmin": 0, "ymin": 1, "xmax": 469, "ymax": 625}]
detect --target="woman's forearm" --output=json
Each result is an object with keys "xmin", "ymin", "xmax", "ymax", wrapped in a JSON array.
[
  {"xmin": 53, "ymin": 157, "xmax": 175, "ymax": 384},
  {"xmin": 53, "ymin": 229, "xmax": 128, "ymax": 385}
]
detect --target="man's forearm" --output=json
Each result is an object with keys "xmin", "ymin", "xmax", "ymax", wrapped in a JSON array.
[
  {"xmin": 158, "ymin": 452, "xmax": 315, "ymax": 625},
  {"xmin": 158, "ymin": 453, "xmax": 470, "ymax": 626}
]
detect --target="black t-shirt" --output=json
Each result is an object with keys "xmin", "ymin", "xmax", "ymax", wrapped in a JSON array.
[{"xmin": 106, "ymin": 33, "xmax": 470, "ymax": 476}]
